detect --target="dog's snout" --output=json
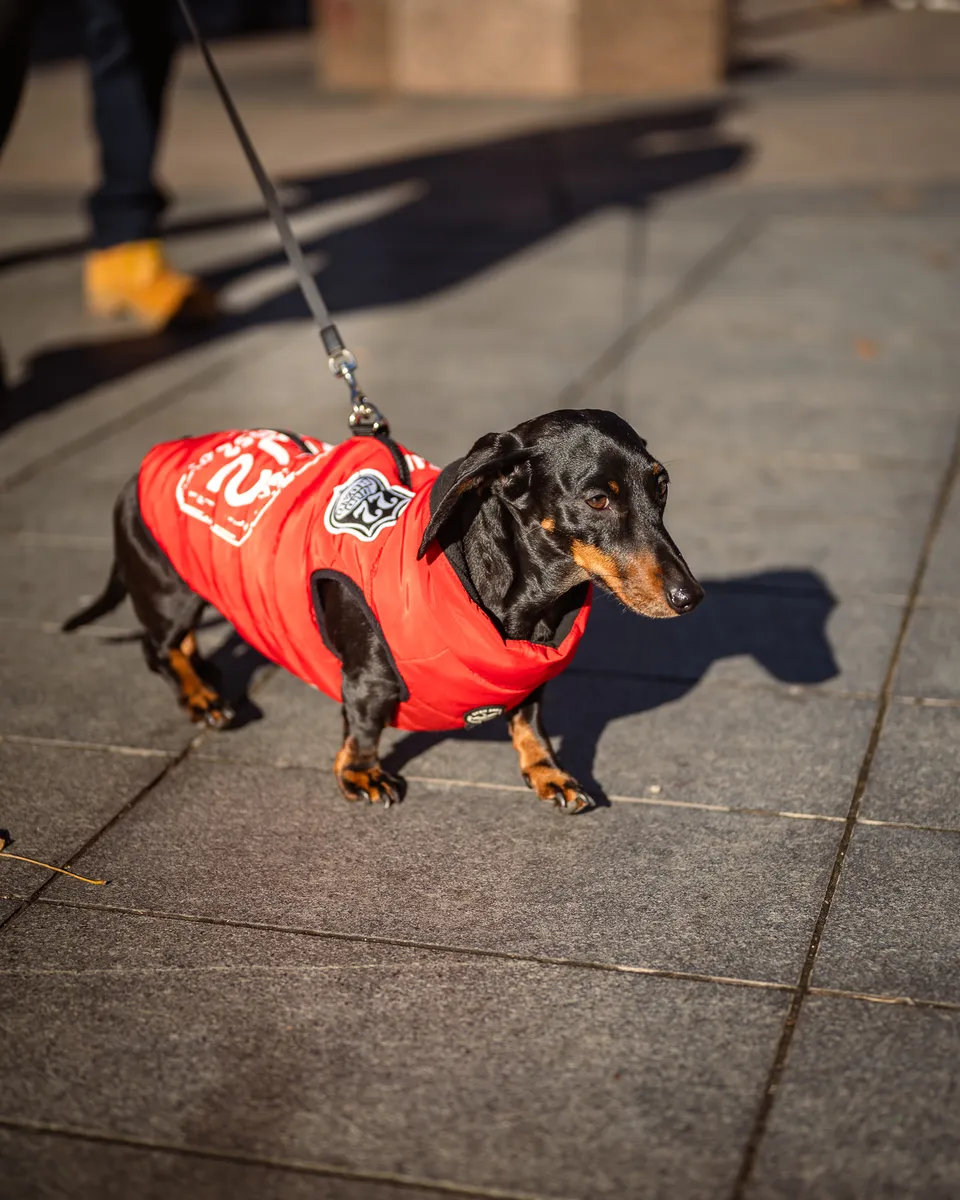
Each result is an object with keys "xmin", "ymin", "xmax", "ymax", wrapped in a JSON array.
[{"xmin": 666, "ymin": 580, "xmax": 704, "ymax": 615}]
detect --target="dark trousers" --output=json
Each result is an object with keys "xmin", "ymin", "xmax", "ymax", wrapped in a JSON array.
[
  {"xmin": 81, "ymin": 0, "xmax": 177, "ymax": 247},
  {"xmin": 0, "ymin": 0, "xmax": 177, "ymax": 248}
]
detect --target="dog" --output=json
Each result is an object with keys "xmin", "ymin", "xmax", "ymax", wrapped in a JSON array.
[{"xmin": 63, "ymin": 409, "xmax": 703, "ymax": 812}]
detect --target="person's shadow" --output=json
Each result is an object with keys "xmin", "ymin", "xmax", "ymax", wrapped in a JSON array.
[
  {"xmin": 0, "ymin": 100, "xmax": 749, "ymax": 432},
  {"xmin": 382, "ymin": 569, "xmax": 840, "ymax": 805}
]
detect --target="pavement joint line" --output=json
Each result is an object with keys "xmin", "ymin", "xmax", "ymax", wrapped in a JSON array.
[
  {"xmin": 5, "ymin": 730, "xmax": 959, "ymax": 834},
  {"xmin": 3, "ymin": 531, "xmax": 113, "ymax": 547},
  {"xmin": 1, "ymin": 733, "xmax": 174, "ymax": 759},
  {"xmin": 30, "ymin": 896, "xmax": 797, "ymax": 997},
  {"xmin": 25, "ymin": 897, "xmax": 960, "ymax": 1016},
  {"xmin": 856, "ymin": 816, "xmax": 960, "ymax": 836},
  {"xmin": 807, "ymin": 987, "xmax": 960, "ymax": 1014},
  {"xmin": 729, "ymin": 417, "xmax": 960, "ymax": 1200},
  {"xmin": 0, "ymin": 1117, "xmax": 568, "ymax": 1200},
  {"xmin": 0, "ymin": 660, "xmax": 287, "ymax": 932},
  {"xmin": 0, "ymin": 359, "xmax": 231, "ymax": 495},
  {"xmin": 0, "ymin": 616, "xmax": 140, "ymax": 638},
  {"xmin": 555, "ymin": 214, "xmax": 762, "ymax": 409}
]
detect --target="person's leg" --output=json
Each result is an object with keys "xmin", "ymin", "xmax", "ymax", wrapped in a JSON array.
[
  {"xmin": 0, "ymin": 0, "xmax": 32, "ymax": 156},
  {"xmin": 80, "ymin": 0, "xmax": 175, "ymax": 247},
  {"xmin": 0, "ymin": 0, "xmax": 32, "ymax": 393},
  {"xmin": 79, "ymin": 0, "xmax": 214, "ymax": 325}
]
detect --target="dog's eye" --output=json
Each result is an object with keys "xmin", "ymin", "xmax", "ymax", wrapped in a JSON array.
[
  {"xmin": 658, "ymin": 478, "xmax": 668, "ymax": 502},
  {"xmin": 585, "ymin": 494, "xmax": 610, "ymax": 511}
]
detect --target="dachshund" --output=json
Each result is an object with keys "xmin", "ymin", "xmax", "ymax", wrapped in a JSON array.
[{"xmin": 63, "ymin": 409, "xmax": 702, "ymax": 812}]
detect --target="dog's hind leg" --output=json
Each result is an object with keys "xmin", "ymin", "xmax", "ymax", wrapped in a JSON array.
[
  {"xmin": 319, "ymin": 579, "xmax": 405, "ymax": 807},
  {"xmin": 508, "ymin": 687, "xmax": 595, "ymax": 814},
  {"xmin": 114, "ymin": 477, "xmax": 234, "ymax": 730}
]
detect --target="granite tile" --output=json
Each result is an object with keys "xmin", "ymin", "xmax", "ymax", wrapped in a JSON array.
[
  {"xmin": 862, "ymin": 703, "xmax": 960, "ymax": 827},
  {"xmin": 921, "ymin": 482, "xmax": 960, "ymax": 599},
  {"xmin": 46, "ymin": 756, "xmax": 840, "ymax": 983},
  {"xmin": 814, "ymin": 824, "xmax": 960, "ymax": 1003},
  {"xmin": 0, "ymin": 904, "xmax": 788, "ymax": 1199},
  {"xmin": 0, "ymin": 539, "xmax": 132, "ymax": 628},
  {"xmin": 575, "ymin": 590, "xmax": 894, "ymax": 696},
  {"xmin": 0, "ymin": 740, "xmax": 168, "ymax": 895},
  {"xmin": 894, "ymin": 609, "xmax": 960, "ymax": 701},
  {"xmin": 0, "ymin": 626, "xmax": 200, "ymax": 750},
  {"xmin": 747, "ymin": 997, "xmax": 960, "ymax": 1200}
]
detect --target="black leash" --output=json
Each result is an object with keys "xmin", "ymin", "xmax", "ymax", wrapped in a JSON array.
[{"xmin": 174, "ymin": 0, "xmax": 390, "ymax": 442}]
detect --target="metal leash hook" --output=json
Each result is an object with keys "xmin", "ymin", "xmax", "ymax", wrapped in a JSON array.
[{"xmin": 327, "ymin": 344, "xmax": 390, "ymax": 437}]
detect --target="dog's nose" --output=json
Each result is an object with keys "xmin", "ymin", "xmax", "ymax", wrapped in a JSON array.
[{"xmin": 666, "ymin": 580, "xmax": 704, "ymax": 615}]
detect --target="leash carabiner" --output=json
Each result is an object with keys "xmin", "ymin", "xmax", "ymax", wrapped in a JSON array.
[
  {"xmin": 176, "ymin": 0, "xmax": 388, "ymax": 438},
  {"xmin": 327, "ymin": 346, "xmax": 390, "ymax": 437}
]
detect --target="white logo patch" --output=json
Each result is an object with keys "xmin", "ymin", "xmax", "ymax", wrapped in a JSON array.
[
  {"xmin": 464, "ymin": 705, "xmax": 505, "ymax": 727},
  {"xmin": 324, "ymin": 469, "xmax": 413, "ymax": 542}
]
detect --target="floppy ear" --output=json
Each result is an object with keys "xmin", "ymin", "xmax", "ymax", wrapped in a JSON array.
[{"xmin": 417, "ymin": 430, "xmax": 531, "ymax": 559}]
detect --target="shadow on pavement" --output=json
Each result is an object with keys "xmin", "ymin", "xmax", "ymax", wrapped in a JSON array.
[
  {"xmin": 0, "ymin": 100, "xmax": 748, "ymax": 433},
  {"xmin": 383, "ymin": 569, "xmax": 840, "ymax": 805}
]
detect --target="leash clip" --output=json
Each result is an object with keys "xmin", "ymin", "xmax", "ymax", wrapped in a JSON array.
[{"xmin": 328, "ymin": 347, "xmax": 390, "ymax": 436}]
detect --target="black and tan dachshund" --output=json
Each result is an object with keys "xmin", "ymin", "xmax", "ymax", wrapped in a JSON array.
[{"xmin": 64, "ymin": 409, "xmax": 702, "ymax": 811}]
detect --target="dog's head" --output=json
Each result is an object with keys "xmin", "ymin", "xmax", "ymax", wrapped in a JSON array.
[{"xmin": 418, "ymin": 409, "xmax": 703, "ymax": 619}]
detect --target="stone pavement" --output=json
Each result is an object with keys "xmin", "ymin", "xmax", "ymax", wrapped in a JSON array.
[{"xmin": 1, "ymin": 5, "xmax": 959, "ymax": 1198}]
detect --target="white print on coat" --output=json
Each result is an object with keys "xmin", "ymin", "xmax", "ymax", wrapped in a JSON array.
[{"xmin": 176, "ymin": 431, "xmax": 332, "ymax": 547}]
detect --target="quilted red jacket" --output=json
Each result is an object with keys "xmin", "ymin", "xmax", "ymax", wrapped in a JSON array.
[{"xmin": 137, "ymin": 429, "xmax": 591, "ymax": 731}]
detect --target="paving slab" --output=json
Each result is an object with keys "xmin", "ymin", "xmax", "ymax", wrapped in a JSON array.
[
  {"xmin": 0, "ymin": 900, "xmax": 19, "ymax": 921},
  {"xmin": 667, "ymin": 508, "xmax": 924, "ymax": 605},
  {"xmin": 46, "ymin": 755, "xmax": 840, "ymax": 983},
  {"xmin": 0, "ymin": 740, "xmax": 168, "ymax": 896},
  {"xmin": 575, "ymin": 590, "xmax": 898, "ymax": 697},
  {"xmin": 0, "ymin": 904, "xmax": 788, "ymax": 1200},
  {"xmin": 0, "ymin": 539, "xmax": 126, "ymax": 627},
  {"xmin": 746, "ymin": 997, "xmax": 960, "ymax": 1200},
  {"xmin": 0, "ymin": 327, "xmax": 285, "ymax": 492},
  {"xmin": 0, "ymin": 627, "xmax": 199, "ymax": 751},
  {"xmin": 921, "ymin": 482, "xmax": 960, "ymax": 599},
  {"xmin": 659, "ymin": 459, "xmax": 935, "ymax": 600},
  {"xmin": 0, "ymin": 1129, "xmax": 448, "ymax": 1200},
  {"xmin": 199, "ymin": 663, "xmax": 874, "ymax": 820},
  {"xmin": 814, "ymin": 824, "xmax": 960, "ymax": 1003},
  {"xmin": 862, "ymin": 702, "xmax": 960, "ymax": 827},
  {"xmin": 613, "ymin": 216, "xmax": 960, "ymax": 464},
  {"xmin": 894, "ymin": 609, "xmax": 960, "ymax": 701}
]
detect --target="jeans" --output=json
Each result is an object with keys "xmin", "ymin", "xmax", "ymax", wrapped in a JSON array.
[
  {"xmin": 0, "ymin": 0, "xmax": 177, "ymax": 248},
  {"xmin": 80, "ymin": 0, "xmax": 177, "ymax": 247}
]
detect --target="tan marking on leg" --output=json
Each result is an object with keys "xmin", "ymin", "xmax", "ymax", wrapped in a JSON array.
[
  {"xmin": 540, "ymin": 517, "xmax": 555, "ymax": 532},
  {"xmin": 508, "ymin": 711, "xmax": 591, "ymax": 812},
  {"xmin": 168, "ymin": 632, "xmax": 220, "ymax": 716},
  {"xmin": 334, "ymin": 734, "xmax": 401, "ymax": 804}
]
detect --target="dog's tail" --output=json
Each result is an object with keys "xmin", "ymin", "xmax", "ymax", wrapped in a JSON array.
[{"xmin": 62, "ymin": 561, "xmax": 127, "ymax": 632}]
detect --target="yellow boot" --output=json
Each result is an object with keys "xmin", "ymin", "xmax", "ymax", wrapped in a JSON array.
[{"xmin": 84, "ymin": 239, "xmax": 215, "ymax": 328}]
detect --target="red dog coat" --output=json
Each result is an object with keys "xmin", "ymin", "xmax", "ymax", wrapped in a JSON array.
[{"xmin": 138, "ymin": 429, "xmax": 592, "ymax": 731}]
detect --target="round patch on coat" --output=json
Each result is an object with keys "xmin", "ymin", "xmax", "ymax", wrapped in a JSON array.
[
  {"xmin": 464, "ymin": 705, "xmax": 505, "ymax": 727},
  {"xmin": 324, "ymin": 469, "xmax": 414, "ymax": 542}
]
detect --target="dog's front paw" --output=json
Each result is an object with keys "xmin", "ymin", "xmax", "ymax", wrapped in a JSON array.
[
  {"xmin": 522, "ymin": 765, "xmax": 595, "ymax": 814},
  {"xmin": 336, "ymin": 761, "xmax": 406, "ymax": 808}
]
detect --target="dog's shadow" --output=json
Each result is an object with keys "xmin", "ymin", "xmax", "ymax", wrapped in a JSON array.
[{"xmin": 381, "ymin": 569, "xmax": 840, "ymax": 804}]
